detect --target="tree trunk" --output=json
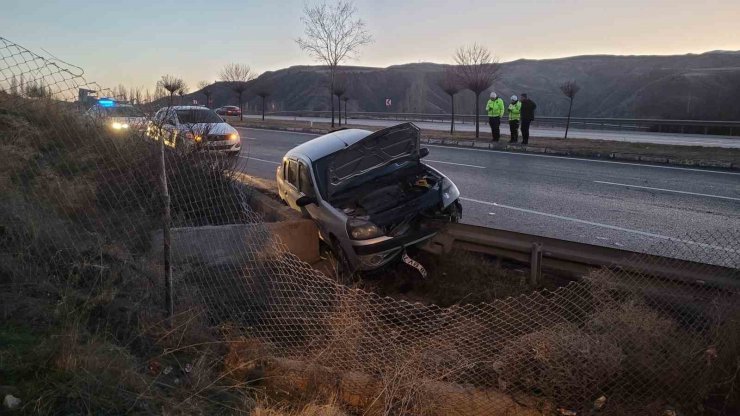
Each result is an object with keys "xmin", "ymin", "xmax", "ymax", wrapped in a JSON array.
[
  {"xmin": 344, "ymin": 100, "xmax": 347, "ymax": 122},
  {"xmin": 475, "ymin": 92, "xmax": 480, "ymax": 138},
  {"xmin": 261, "ymin": 96, "xmax": 265, "ymax": 121},
  {"xmin": 564, "ymin": 97, "xmax": 573, "ymax": 139},
  {"xmin": 337, "ymin": 95, "xmax": 342, "ymax": 126},
  {"xmin": 239, "ymin": 92, "xmax": 244, "ymax": 121},
  {"xmin": 450, "ymin": 94, "xmax": 455, "ymax": 135},
  {"xmin": 330, "ymin": 71, "xmax": 335, "ymax": 128}
]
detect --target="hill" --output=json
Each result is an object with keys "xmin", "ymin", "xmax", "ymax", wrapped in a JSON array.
[{"xmin": 187, "ymin": 51, "xmax": 740, "ymax": 120}]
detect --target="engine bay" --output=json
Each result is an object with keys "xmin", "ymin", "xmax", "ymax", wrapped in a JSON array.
[{"xmin": 331, "ymin": 164, "xmax": 452, "ymax": 233}]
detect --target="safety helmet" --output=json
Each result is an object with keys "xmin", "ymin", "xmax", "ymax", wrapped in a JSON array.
[
  {"xmin": 490, "ymin": 92, "xmax": 497, "ymax": 99},
  {"xmin": 511, "ymin": 95, "xmax": 518, "ymax": 101}
]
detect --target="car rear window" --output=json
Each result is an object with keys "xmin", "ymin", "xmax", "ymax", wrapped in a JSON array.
[{"xmin": 176, "ymin": 109, "xmax": 222, "ymax": 124}]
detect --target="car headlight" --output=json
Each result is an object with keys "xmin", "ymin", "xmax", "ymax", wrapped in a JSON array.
[
  {"xmin": 347, "ymin": 218, "xmax": 384, "ymax": 240},
  {"xmin": 229, "ymin": 132, "xmax": 239, "ymax": 141},
  {"xmin": 111, "ymin": 122, "xmax": 129, "ymax": 130}
]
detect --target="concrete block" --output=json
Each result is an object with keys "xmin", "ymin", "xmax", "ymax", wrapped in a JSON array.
[{"xmin": 151, "ymin": 220, "xmax": 320, "ymax": 266}]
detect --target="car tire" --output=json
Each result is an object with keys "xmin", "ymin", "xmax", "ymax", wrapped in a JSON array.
[
  {"xmin": 325, "ymin": 238, "xmax": 354, "ymax": 284},
  {"xmin": 449, "ymin": 200, "xmax": 462, "ymax": 223}
]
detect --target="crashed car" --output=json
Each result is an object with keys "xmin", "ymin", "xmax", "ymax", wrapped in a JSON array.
[{"xmin": 276, "ymin": 123, "xmax": 461, "ymax": 274}]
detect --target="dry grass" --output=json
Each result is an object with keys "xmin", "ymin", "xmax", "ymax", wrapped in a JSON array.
[{"xmin": 231, "ymin": 117, "xmax": 740, "ymax": 166}]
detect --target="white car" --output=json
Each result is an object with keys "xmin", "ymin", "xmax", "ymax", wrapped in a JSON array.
[
  {"xmin": 147, "ymin": 106, "xmax": 241, "ymax": 156},
  {"xmin": 276, "ymin": 123, "xmax": 461, "ymax": 275},
  {"xmin": 86, "ymin": 100, "xmax": 147, "ymax": 132}
]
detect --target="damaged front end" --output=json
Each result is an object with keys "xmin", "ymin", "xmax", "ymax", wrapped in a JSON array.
[{"xmin": 317, "ymin": 123, "xmax": 461, "ymax": 270}]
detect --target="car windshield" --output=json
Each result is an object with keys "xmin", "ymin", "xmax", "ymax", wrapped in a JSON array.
[
  {"xmin": 105, "ymin": 106, "xmax": 144, "ymax": 117},
  {"xmin": 176, "ymin": 109, "xmax": 222, "ymax": 124}
]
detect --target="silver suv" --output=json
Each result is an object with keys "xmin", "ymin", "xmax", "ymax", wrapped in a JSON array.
[{"xmin": 276, "ymin": 123, "xmax": 461, "ymax": 274}]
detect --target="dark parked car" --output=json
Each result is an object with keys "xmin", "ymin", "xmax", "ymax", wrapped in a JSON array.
[{"xmin": 215, "ymin": 106, "xmax": 241, "ymax": 116}]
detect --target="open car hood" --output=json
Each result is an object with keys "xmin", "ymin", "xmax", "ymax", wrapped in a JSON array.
[{"xmin": 325, "ymin": 123, "xmax": 421, "ymax": 199}]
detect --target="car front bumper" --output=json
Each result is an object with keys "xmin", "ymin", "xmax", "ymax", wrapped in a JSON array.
[{"xmin": 349, "ymin": 229, "xmax": 438, "ymax": 270}]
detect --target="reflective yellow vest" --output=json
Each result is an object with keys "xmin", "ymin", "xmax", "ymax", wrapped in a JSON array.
[
  {"xmin": 486, "ymin": 98, "xmax": 504, "ymax": 117},
  {"xmin": 508, "ymin": 101, "xmax": 522, "ymax": 121}
]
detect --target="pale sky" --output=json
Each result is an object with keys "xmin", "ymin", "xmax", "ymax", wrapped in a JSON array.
[{"xmin": 2, "ymin": 0, "xmax": 739, "ymax": 90}]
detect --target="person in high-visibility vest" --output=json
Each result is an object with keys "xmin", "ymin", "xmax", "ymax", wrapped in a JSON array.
[
  {"xmin": 485, "ymin": 92, "xmax": 505, "ymax": 142},
  {"xmin": 507, "ymin": 95, "xmax": 522, "ymax": 143}
]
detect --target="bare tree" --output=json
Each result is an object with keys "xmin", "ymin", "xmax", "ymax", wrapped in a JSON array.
[
  {"xmin": 177, "ymin": 83, "xmax": 189, "ymax": 105},
  {"xmin": 342, "ymin": 95, "xmax": 349, "ymax": 121},
  {"xmin": 332, "ymin": 74, "xmax": 348, "ymax": 125},
  {"xmin": 454, "ymin": 44, "xmax": 501, "ymax": 138},
  {"xmin": 219, "ymin": 63, "xmax": 256, "ymax": 121},
  {"xmin": 296, "ymin": 0, "xmax": 372, "ymax": 127},
  {"xmin": 559, "ymin": 80, "xmax": 581, "ymax": 139},
  {"xmin": 114, "ymin": 84, "xmax": 128, "ymax": 102},
  {"xmin": 9, "ymin": 75, "xmax": 19, "ymax": 96},
  {"xmin": 254, "ymin": 79, "xmax": 273, "ymax": 121},
  {"xmin": 437, "ymin": 68, "xmax": 462, "ymax": 134},
  {"xmin": 156, "ymin": 74, "xmax": 185, "ymax": 320},
  {"xmin": 219, "ymin": 63, "xmax": 254, "ymax": 82},
  {"xmin": 25, "ymin": 81, "xmax": 50, "ymax": 99},
  {"xmin": 198, "ymin": 81, "xmax": 213, "ymax": 108}
]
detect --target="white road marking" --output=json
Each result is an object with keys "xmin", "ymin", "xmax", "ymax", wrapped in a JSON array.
[
  {"xmin": 461, "ymin": 196, "xmax": 738, "ymax": 253},
  {"xmin": 424, "ymin": 159, "xmax": 486, "ymax": 169},
  {"xmin": 238, "ymin": 155, "xmax": 280, "ymax": 165},
  {"xmin": 594, "ymin": 180, "xmax": 740, "ymax": 202},
  {"xmin": 242, "ymin": 137, "xmax": 259, "ymax": 141},
  {"xmin": 425, "ymin": 144, "xmax": 740, "ymax": 176}
]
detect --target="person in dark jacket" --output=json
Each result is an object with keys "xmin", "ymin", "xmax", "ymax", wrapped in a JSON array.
[{"xmin": 520, "ymin": 93, "xmax": 537, "ymax": 145}]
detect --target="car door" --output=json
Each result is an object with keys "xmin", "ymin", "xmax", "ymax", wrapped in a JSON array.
[
  {"xmin": 282, "ymin": 159, "xmax": 302, "ymax": 210},
  {"xmin": 162, "ymin": 111, "xmax": 178, "ymax": 147}
]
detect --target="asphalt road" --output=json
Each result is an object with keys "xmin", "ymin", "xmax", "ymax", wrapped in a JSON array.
[
  {"xmin": 235, "ymin": 127, "xmax": 740, "ymax": 265},
  {"xmin": 245, "ymin": 115, "xmax": 740, "ymax": 148}
]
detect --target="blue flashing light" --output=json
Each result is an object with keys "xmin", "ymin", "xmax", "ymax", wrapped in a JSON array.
[{"xmin": 98, "ymin": 98, "xmax": 116, "ymax": 107}]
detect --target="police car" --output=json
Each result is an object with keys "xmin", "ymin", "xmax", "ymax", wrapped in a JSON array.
[{"xmin": 85, "ymin": 98, "xmax": 147, "ymax": 132}]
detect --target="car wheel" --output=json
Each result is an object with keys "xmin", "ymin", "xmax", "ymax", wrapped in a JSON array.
[
  {"xmin": 448, "ymin": 200, "xmax": 462, "ymax": 223},
  {"xmin": 325, "ymin": 238, "xmax": 354, "ymax": 284}
]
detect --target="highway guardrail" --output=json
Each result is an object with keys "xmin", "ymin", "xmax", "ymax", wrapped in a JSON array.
[
  {"xmin": 250, "ymin": 110, "xmax": 740, "ymax": 136},
  {"xmin": 421, "ymin": 222, "xmax": 739, "ymax": 290}
]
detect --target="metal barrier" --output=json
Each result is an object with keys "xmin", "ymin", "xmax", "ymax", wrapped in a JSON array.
[
  {"xmin": 421, "ymin": 222, "xmax": 739, "ymax": 290},
  {"xmin": 250, "ymin": 110, "xmax": 740, "ymax": 136}
]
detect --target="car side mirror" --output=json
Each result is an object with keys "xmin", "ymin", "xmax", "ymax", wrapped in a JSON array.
[
  {"xmin": 296, "ymin": 195, "xmax": 317, "ymax": 207},
  {"xmin": 419, "ymin": 148, "xmax": 430, "ymax": 158}
]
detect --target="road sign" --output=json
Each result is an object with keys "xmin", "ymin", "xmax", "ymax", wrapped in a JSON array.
[{"xmin": 385, "ymin": 98, "xmax": 392, "ymax": 107}]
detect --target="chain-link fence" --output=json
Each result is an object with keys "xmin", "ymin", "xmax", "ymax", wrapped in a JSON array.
[{"xmin": 1, "ymin": 36, "xmax": 739, "ymax": 415}]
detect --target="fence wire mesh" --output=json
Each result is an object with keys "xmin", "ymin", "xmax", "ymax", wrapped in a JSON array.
[{"xmin": 1, "ymin": 36, "xmax": 739, "ymax": 415}]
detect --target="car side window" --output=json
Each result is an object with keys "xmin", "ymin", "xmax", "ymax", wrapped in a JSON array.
[
  {"xmin": 298, "ymin": 162, "xmax": 314, "ymax": 196},
  {"xmin": 166, "ymin": 112, "xmax": 177, "ymax": 125},
  {"xmin": 287, "ymin": 160, "xmax": 298, "ymax": 187}
]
